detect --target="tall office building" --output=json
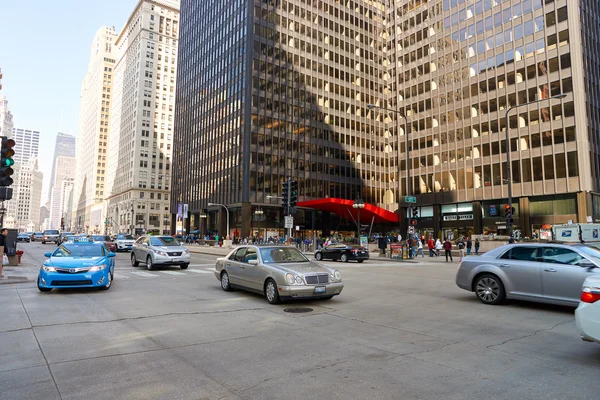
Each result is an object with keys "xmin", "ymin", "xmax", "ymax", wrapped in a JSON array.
[
  {"xmin": 13, "ymin": 159, "xmax": 43, "ymax": 231},
  {"xmin": 73, "ymin": 26, "xmax": 117, "ymax": 231},
  {"xmin": 0, "ymin": 95, "xmax": 14, "ymax": 138},
  {"xmin": 172, "ymin": 0, "xmax": 599, "ymax": 240},
  {"xmin": 11, "ymin": 127, "xmax": 39, "ymax": 165},
  {"xmin": 48, "ymin": 132, "xmax": 76, "ymax": 200},
  {"xmin": 50, "ymin": 156, "xmax": 76, "ymax": 229},
  {"xmin": 106, "ymin": 0, "xmax": 180, "ymax": 235}
]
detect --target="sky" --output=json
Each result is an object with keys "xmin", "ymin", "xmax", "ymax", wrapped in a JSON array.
[{"xmin": 0, "ymin": 0, "xmax": 138, "ymax": 204}]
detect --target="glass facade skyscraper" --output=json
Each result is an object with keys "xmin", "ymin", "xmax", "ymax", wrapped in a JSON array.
[{"xmin": 172, "ymin": 0, "xmax": 600, "ymax": 240}]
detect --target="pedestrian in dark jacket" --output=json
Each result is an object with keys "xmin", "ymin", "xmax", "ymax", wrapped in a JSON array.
[
  {"xmin": 475, "ymin": 239, "xmax": 480, "ymax": 255},
  {"xmin": 443, "ymin": 238, "xmax": 453, "ymax": 262},
  {"xmin": 466, "ymin": 238, "xmax": 472, "ymax": 255}
]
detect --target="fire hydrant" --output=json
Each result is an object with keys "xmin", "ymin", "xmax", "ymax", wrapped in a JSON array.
[{"xmin": 16, "ymin": 250, "xmax": 23, "ymax": 264}]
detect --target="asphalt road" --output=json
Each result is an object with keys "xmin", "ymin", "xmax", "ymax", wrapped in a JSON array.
[{"xmin": 1, "ymin": 242, "xmax": 599, "ymax": 400}]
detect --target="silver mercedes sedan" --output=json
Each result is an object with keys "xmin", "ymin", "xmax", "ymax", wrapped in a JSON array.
[
  {"xmin": 456, "ymin": 243, "xmax": 600, "ymax": 306},
  {"xmin": 214, "ymin": 245, "xmax": 344, "ymax": 304}
]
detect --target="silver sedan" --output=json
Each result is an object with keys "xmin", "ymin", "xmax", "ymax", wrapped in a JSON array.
[
  {"xmin": 215, "ymin": 245, "xmax": 344, "ymax": 304},
  {"xmin": 456, "ymin": 243, "xmax": 600, "ymax": 306}
]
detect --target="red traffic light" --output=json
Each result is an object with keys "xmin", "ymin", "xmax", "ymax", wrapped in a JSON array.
[
  {"xmin": 504, "ymin": 205, "xmax": 510, "ymax": 210},
  {"xmin": 410, "ymin": 219, "xmax": 417, "ymax": 226}
]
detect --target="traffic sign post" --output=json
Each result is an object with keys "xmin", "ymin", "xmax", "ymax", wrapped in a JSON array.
[
  {"xmin": 284, "ymin": 216, "xmax": 294, "ymax": 240},
  {"xmin": 405, "ymin": 196, "xmax": 416, "ymax": 203}
]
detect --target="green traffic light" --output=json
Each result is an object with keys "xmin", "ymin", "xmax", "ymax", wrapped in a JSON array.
[{"xmin": 2, "ymin": 158, "xmax": 14, "ymax": 167}]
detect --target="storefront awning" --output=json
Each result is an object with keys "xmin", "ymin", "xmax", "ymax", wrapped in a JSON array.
[{"xmin": 297, "ymin": 198, "xmax": 399, "ymax": 224}]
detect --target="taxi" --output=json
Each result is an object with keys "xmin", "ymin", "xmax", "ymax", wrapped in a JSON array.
[{"xmin": 37, "ymin": 239, "xmax": 116, "ymax": 292}]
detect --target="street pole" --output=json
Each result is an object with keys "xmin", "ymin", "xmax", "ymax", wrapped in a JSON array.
[
  {"xmin": 504, "ymin": 94, "xmax": 566, "ymax": 240},
  {"xmin": 208, "ymin": 203, "xmax": 229, "ymax": 239}
]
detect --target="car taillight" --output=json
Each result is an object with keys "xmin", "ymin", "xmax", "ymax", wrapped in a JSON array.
[
  {"xmin": 581, "ymin": 286, "xmax": 600, "ymax": 303},
  {"xmin": 350, "ymin": 250, "xmax": 358, "ymax": 253}
]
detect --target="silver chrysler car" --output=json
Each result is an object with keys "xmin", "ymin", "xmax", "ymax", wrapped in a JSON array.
[
  {"xmin": 456, "ymin": 243, "xmax": 600, "ymax": 306},
  {"xmin": 131, "ymin": 235, "xmax": 191, "ymax": 270},
  {"xmin": 214, "ymin": 245, "xmax": 344, "ymax": 304}
]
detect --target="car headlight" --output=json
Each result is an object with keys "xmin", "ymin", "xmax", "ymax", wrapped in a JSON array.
[
  {"xmin": 42, "ymin": 265, "xmax": 57, "ymax": 272},
  {"xmin": 154, "ymin": 250, "xmax": 168, "ymax": 256},
  {"xmin": 183, "ymin": 249, "xmax": 189, "ymax": 254},
  {"xmin": 295, "ymin": 275, "xmax": 304, "ymax": 284},
  {"xmin": 330, "ymin": 270, "xmax": 341, "ymax": 282},
  {"xmin": 89, "ymin": 264, "xmax": 107, "ymax": 272},
  {"xmin": 285, "ymin": 273, "xmax": 295, "ymax": 285}
]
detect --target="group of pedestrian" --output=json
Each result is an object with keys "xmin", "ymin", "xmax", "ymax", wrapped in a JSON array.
[{"xmin": 442, "ymin": 236, "xmax": 480, "ymax": 262}]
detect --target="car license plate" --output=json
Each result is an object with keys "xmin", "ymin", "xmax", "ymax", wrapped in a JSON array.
[
  {"xmin": 314, "ymin": 286, "xmax": 326, "ymax": 294},
  {"xmin": 171, "ymin": 258, "xmax": 179, "ymax": 262}
]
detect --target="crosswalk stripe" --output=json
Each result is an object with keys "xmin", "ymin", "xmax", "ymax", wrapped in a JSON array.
[
  {"xmin": 159, "ymin": 270, "xmax": 187, "ymax": 276},
  {"xmin": 189, "ymin": 263, "xmax": 215, "ymax": 267},
  {"xmin": 131, "ymin": 271, "xmax": 159, "ymax": 278},
  {"xmin": 114, "ymin": 274, "xmax": 130, "ymax": 279},
  {"xmin": 187, "ymin": 269, "xmax": 214, "ymax": 274}
]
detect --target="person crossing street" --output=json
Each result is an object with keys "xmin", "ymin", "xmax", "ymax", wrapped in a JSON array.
[{"xmin": 443, "ymin": 238, "xmax": 453, "ymax": 262}]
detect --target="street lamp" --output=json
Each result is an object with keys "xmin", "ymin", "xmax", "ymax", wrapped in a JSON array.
[
  {"xmin": 352, "ymin": 197, "xmax": 365, "ymax": 242},
  {"xmin": 368, "ymin": 103, "xmax": 410, "ymax": 233},
  {"xmin": 208, "ymin": 202, "xmax": 229, "ymax": 239},
  {"xmin": 504, "ymin": 93, "xmax": 567, "ymax": 240}
]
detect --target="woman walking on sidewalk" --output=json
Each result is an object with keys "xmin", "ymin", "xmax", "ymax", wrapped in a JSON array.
[
  {"xmin": 416, "ymin": 240, "xmax": 425, "ymax": 258},
  {"xmin": 435, "ymin": 238, "xmax": 442, "ymax": 257}
]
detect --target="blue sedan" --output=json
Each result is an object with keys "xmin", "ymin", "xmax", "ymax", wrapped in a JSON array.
[{"xmin": 37, "ymin": 242, "xmax": 116, "ymax": 292}]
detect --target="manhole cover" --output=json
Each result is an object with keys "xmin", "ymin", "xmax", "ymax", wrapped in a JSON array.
[{"xmin": 284, "ymin": 307, "xmax": 313, "ymax": 313}]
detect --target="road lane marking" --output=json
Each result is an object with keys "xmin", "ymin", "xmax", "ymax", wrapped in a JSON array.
[
  {"xmin": 187, "ymin": 269, "xmax": 214, "ymax": 274},
  {"xmin": 189, "ymin": 263, "xmax": 215, "ymax": 267},
  {"xmin": 131, "ymin": 271, "xmax": 159, "ymax": 278},
  {"xmin": 159, "ymin": 271, "xmax": 187, "ymax": 276},
  {"xmin": 114, "ymin": 274, "xmax": 130, "ymax": 279}
]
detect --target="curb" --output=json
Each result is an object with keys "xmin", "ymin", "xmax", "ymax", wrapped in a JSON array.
[{"xmin": 0, "ymin": 276, "xmax": 30, "ymax": 284}]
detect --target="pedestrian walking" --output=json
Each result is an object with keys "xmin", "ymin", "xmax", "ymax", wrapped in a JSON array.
[
  {"xmin": 466, "ymin": 237, "xmax": 472, "ymax": 255},
  {"xmin": 410, "ymin": 236, "xmax": 418, "ymax": 258},
  {"xmin": 435, "ymin": 238, "xmax": 442, "ymax": 257},
  {"xmin": 0, "ymin": 228, "xmax": 7, "ymax": 278},
  {"xmin": 416, "ymin": 239, "xmax": 425, "ymax": 258},
  {"xmin": 457, "ymin": 237, "xmax": 465, "ymax": 261},
  {"xmin": 475, "ymin": 238, "xmax": 480, "ymax": 255},
  {"xmin": 427, "ymin": 237, "xmax": 435, "ymax": 257},
  {"xmin": 443, "ymin": 238, "xmax": 453, "ymax": 262}
]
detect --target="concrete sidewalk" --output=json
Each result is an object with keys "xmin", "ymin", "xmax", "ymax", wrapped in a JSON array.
[
  {"xmin": 0, "ymin": 251, "xmax": 40, "ymax": 285},
  {"xmin": 183, "ymin": 244, "xmax": 485, "ymax": 264}
]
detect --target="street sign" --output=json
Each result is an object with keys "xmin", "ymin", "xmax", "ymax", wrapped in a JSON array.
[
  {"xmin": 408, "ymin": 226, "xmax": 415, "ymax": 234},
  {"xmin": 183, "ymin": 204, "xmax": 189, "ymax": 217},
  {"xmin": 284, "ymin": 216, "xmax": 294, "ymax": 229},
  {"xmin": 405, "ymin": 196, "xmax": 417, "ymax": 203}
]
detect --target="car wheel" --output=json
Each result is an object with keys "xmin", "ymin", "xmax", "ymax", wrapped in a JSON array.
[
  {"xmin": 264, "ymin": 279, "xmax": 281, "ymax": 304},
  {"xmin": 99, "ymin": 273, "xmax": 111, "ymax": 290},
  {"xmin": 357, "ymin": 260, "xmax": 364, "ymax": 263},
  {"xmin": 340, "ymin": 253, "xmax": 349, "ymax": 263},
  {"xmin": 315, "ymin": 252, "xmax": 323, "ymax": 261},
  {"xmin": 180, "ymin": 263, "xmax": 189, "ymax": 270},
  {"xmin": 42, "ymin": 241, "xmax": 45, "ymax": 244},
  {"xmin": 131, "ymin": 253, "xmax": 139, "ymax": 267},
  {"xmin": 221, "ymin": 271, "xmax": 232, "ymax": 291},
  {"xmin": 37, "ymin": 278, "xmax": 52, "ymax": 293},
  {"xmin": 146, "ymin": 256, "xmax": 155, "ymax": 271},
  {"xmin": 474, "ymin": 274, "xmax": 506, "ymax": 305}
]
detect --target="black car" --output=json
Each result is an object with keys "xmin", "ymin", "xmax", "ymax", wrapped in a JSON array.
[
  {"xmin": 32, "ymin": 232, "xmax": 43, "ymax": 241},
  {"xmin": 315, "ymin": 244, "xmax": 369, "ymax": 263},
  {"xmin": 17, "ymin": 233, "xmax": 31, "ymax": 242}
]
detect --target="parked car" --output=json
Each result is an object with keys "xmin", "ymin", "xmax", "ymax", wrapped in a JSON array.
[
  {"xmin": 17, "ymin": 233, "xmax": 31, "ymax": 242},
  {"xmin": 575, "ymin": 275, "xmax": 600, "ymax": 344},
  {"xmin": 90, "ymin": 235, "xmax": 117, "ymax": 252},
  {"xmin": 42, "ymin": 230, "xmax": 60, "ymax": 244},
  {"xmin": 25, "ymin": 232, "xmax": 34, "ymax": 239},
  {"xmin": 456, "ymin": 243, "xmax": 600, "ymax": 306},
  {"xmin": 215, "ymin": 245, "xmax": 344, "ymax": 304},
  {"xmin": 32, "ymin": 232, "xmax": 43, "ymax": 242},
  {"xmin": 315, "ymin": 243, "xmax": 369, "ymax": 263},
  {"xmin": 115, "ymin": 234, "xmax": 135, "ymax": 251},
  {"xmin": 131, "ymin": 235, "xmax": 191, "ymax": 270},
  {"xmin": 37, "ymin": 241, "xmax": 116, "ymax": 292}
]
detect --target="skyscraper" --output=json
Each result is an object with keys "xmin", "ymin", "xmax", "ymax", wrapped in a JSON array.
[
  {"xmin": 73, "ymin": 26, "xmax": 117, "ymax": 231},
  {"xmin": 106, "ymin": 0, "xmax": 180, "ymax": 235},
  {"xmin": 50, "ymin": 156, "xmax": 76, "ymax": 229},
  {"xmin": 171, "ymin": 0, "xmax": 600, "ymax": 239},
  {"xmin": 0, "ymin": 95, "xmax": 14, "ymax": 138},
  {"xmin": 11, "ymin": 127, "xmax": 39, "ymax": 165},
  {"xmin": 48, "ymin": 132, "xmax": 76, "ymax": 199}
]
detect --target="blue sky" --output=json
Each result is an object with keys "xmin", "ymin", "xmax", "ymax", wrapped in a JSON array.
[{"xmin": 0, "ymin": 0, "xmax": 137, "ymax": 202}]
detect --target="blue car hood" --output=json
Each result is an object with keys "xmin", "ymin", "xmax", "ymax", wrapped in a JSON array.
[{"xmin": 46, "ymin": 257, "xmax": 107, "ymax": 268}]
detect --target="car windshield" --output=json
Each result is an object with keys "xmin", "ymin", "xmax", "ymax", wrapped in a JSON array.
[
  {"xmin": 45, "ymin": 230, "xmax": 59, "ymax": 235},
  {"xmin": 578, "ymin": 246, "xmax": 600, "ymax": 261},
  {"xmin": 150, "ymin": 237, "xmax": 180, "ymax": 246},
  {"xmin": 117, "ymin": 235, "xmax": 134, "ymax": 240},
  {"xmin": 52, "ymin": 244, "xmax": 104, "ymax": 257},
  {"xmin": 259, "ymin": 247, "xmax": 309, "ymax": 263}
]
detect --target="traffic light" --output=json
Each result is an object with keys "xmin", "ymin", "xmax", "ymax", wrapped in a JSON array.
[
  {"xmin": 412, "ymin": 207, "xmax": 419, "ymax": 219},
  {"xmin": 282, "ymin": 180, "xmax": 289, "ymax": 208},
  {"xmin": 0, "ymin": 137, "xmax": 15, "ymax": 187},
  {"xmin": 505, "ymin": 204, "xmax": 514, "ymax": 224},
  {"xmin": 410, "ymin": 218, "xmax": 418, "ymax": 226},
  {"xmin": 289, "ymin": 180, "xmax": 298, "ymax": 207}
]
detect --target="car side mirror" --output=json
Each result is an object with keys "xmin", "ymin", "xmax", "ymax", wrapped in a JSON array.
[
  {"xmin": 142, "ymin": 243, "xmax": 148, "ymax": 246},
  {"xmin": 248, "ymin": 259, "xmax": 259, "ymax": 265},
  {"xmin": 108, "ymin": 252, "xmax": 116, "ymax": 258},
  {"xmin": 44, "ymin": 252, "xmax": 52, "ymax": 258},
  {"xmin": 579, "ymin": 260, "xmax": 596, "ymax": 269}
]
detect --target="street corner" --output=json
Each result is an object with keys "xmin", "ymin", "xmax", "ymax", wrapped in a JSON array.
[
  {"xmin": 0, "ymin": 266, "xmax": 37, "ymax": 284},
  {"xmin": 0, "ymin": 275, "xmax": 30, "ymax": 285}
]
